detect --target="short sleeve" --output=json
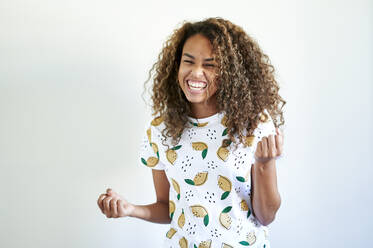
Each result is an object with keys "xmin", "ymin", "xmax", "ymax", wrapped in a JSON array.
[
  {"xmin": 138, "ymin": 123, "xmax": 166, "ymax": 170},
  {"xmin": 253, "ymin": 109, "xmax": 277, "ymax": 140}
]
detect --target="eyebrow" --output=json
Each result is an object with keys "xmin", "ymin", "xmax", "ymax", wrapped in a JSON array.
[{"xmin": 183, "ymin": 53, "xmax": 214, "ymax": 62}]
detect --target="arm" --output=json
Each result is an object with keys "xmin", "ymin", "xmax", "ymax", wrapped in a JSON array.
[
  {"xmin": 130, "ymin": 169, "xmax": 171, "ymax": 224},
  {"xmin": 97, "ymin": 169, "xmax": 171, "ymax": 224},
  {"xmin": 251, "ymin": 159, "xmax": 281, "ymax": 226},
  {"xmin": 250, "ymin": 128, "xmax": 283, "ymax": 226}
]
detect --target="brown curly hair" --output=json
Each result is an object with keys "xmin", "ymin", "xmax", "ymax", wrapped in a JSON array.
[{"xmin": 143, "ymin": 17, "xmax": 286, "ymax": 149}]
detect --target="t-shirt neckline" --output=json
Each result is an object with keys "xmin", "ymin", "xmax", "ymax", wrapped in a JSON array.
[{"xmin": 187, "ymin": 112, "xmax": 222, "ymax": 126}]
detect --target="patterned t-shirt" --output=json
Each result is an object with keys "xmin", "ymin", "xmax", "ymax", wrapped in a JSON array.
[{"xmin": 139, "ymin": 110, "xmax": 276, "ymax": 248}]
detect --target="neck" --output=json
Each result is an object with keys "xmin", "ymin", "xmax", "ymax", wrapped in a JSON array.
[{"xmin": 189, "ymin": 95, "xmax": 218, "ymax": 119}]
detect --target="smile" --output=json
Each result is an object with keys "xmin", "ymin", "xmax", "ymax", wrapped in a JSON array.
[{"xmin": 187, "ymin": 80, "xmax": 207, "ymax": 91}]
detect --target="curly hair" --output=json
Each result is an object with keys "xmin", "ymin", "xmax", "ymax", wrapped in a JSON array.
[{"xmin": 143, "ymin": 17, "xmax": 286, "ymax": 149}]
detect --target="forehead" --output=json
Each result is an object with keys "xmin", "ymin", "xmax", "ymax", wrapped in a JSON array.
[{"xmin": 182, "ymin": 34, "xmax": 213, "ymax": 57}]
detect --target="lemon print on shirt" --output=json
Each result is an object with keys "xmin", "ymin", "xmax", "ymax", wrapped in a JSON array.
[
  {"xmin": 217, "ymin": 146, "xmax": 229, "ymax": 161},
  {"xmin": 185, "ymin": 171, "xmax": 208, "ymax": 186},
  {"xmin": 178, "ymin": 209, "xmax": 185, "ymax": 228},
  {"xmin": 179, "ymin": 237, "xmax": 188, "ymax": 248},
  {"xmin": 140, "ymin": 142, "xmax": 160, "ymax": 167},
  {"xmin": 239, "ymin": 231, "xmax": 257, "ymax": 246},
  {"xmin": 171, "ymin": 178, "xmax": 181, "ymax": 200},
  {"xmin": 244, "ymin": 135, "xmax": 255, "ymax": 147},
  {"xmin": 218, "ymin": 175, "xmax": 232, "ymax": 200},
  {"xmin": 166, "ymin": 145, "xmax": 182, "ymax": 165},
  {"xmin": 236, "ymin": 169, "xmax": 250, "ymax": 183},
  {"xmin": 190, "ymin": 205, "xmax": 209, "ymax": 226},
  {"xmin": 150, "ymin": 142, "xmax": 159, "ymax": 158},
  {"xmin": 146, "ymin": 128, "xmax": 151, "ymax": 142},
  {"xmin": 190, "ymin": 121, "xmax": 209, "ymax": 127},
  {"xmin": 219, "ymin": 206, "xmax": 232, "ymax": 229},
  {"xmin": 169, "ymin": 200, "xmax": 176, "ymax": 220},
  {"xmin": 192, "ymin": 142, "xmax": 208, "ymax": 159},
  {"xmin": 217, "ymin": 139, "xmax": 231, "ymax": 162},
  {"xmin": 194, "ymin": 239, "xmax": 212, "ymax": 248},
  {"xmin": 141, "ymin": 156, "xmax": 159, "ymax": 167},
  {"xmin": 240, "ymin": 199, "xmax": 251, "ymax": 218},
  {"xmin": 151, "ymin": 116, "xmax": 164, "ymax": 126},
  {"xmin": 221, "ymin": 115, "xmax": 228, "ymax": 137},
  {"xmin": 166, "ymin": 227, "xmax": 177, "ymax": 239}
]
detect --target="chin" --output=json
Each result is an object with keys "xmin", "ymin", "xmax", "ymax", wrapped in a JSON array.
[{"xmin": 185, "ymin": 95, "xmax": 207, "ymax": 104}]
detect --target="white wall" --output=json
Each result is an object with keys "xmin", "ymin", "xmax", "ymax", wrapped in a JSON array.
[{"xmin": 1, "ymin": 0, "xmax": 372, "ymax": 247}]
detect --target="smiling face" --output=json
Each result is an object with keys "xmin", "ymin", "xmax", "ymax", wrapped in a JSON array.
[{"xmin": 178, "ymin": 34, "xmax": 218, "ymax": 113}]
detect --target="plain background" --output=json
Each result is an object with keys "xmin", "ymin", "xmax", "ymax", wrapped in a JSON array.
[{"xmin": 1, "ymin": 0, "xmax": 372, "ymax": 247}]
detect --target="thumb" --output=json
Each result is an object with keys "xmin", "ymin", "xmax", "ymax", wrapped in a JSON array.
[{"xmin": 106, "ymin": 188, "xmax": 113, "ymax": 195}]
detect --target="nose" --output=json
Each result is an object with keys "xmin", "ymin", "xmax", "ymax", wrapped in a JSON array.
[{"xmin": 191, "ymin": 64, "xmax": 204, "ymax": 78}]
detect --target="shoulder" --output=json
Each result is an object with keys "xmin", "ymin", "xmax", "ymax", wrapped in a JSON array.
[
  {"xmin": 150, "ymin": 115, "xmax": 164, "ymax": 127},
  {"xmin": 147, "ymin": 115, "xmax": 165, "ymax": 134},
  {"xmin": 144, "ymin": 115, "xmax": 168, "ymax": 147}
]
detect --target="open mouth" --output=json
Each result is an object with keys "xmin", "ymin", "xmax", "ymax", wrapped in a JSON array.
[{"xmin": 186, "ymin": 80, "xmax": 207, "ymax": 92}]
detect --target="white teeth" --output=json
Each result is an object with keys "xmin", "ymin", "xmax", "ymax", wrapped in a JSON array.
[{"xmin": 187, "ymin": 80, "xmax": 207, "ymax": 88}]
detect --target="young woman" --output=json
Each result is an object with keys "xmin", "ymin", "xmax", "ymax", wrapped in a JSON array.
[{"xmin": 98, "ymin": 17, "xmax": 285, "ymax": 248}]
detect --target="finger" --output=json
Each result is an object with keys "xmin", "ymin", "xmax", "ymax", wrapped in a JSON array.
[
  {"xmin": 106, "ymin": 188, "xmax": 113, "ymax": 196},
  {"xmin": 108, "ymin": 189, "xmax": 118, "ymax": 198},
  {"xmin": 103, "ymin": 196, "xmax": 112, "ymax": 218},
  {"xmin": 110, "ymin": 198, "xmax": 118, "ymax": 217},
  {"xmin": 97, "ymin": 193, "xmax": 107, "ymax": 213},
  {"xmin": 255, "ymin": 140, "xmax": 262, "ymax": 157},
  {"xmin": 268, "ymin": 135, "xmax": 277, "ymax": 157},
  {"xmin": 277, "ymin": 128, "xmax": 284, "ymax": 143},
  {"xmin": 117, "ymin": 199, "xmax": 125, "ymax": 217},
  {"xmin": 261, "ymin": 137, "xmax": 268, "ymax": 157},
  {"xmin": 275, "ymin": 132, "xmax": 283, "ymax": 156},
  {"xmin": 276, "ymin": 127, "xmax": 280, "ymax": 135}
]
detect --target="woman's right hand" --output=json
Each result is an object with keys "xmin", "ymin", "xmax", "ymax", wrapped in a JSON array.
[{"xmin": 97, "ymin": 188, "xmax": 134, "ymax": 218}]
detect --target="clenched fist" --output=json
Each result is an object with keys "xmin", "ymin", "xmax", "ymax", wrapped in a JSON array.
[
  {"xmin": 254, "ymin": 128, "xmax": 284, "ymax": 164},
  {"xmin": 97, "ymin": 188, "xmax": 134, "ymax": 218}
]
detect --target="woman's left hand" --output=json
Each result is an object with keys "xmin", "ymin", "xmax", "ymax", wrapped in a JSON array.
[{"xmin": 254, "ymin": 128, "xmax": 284, "ymax": 164}]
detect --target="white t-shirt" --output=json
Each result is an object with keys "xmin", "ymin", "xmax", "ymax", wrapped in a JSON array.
[{"xmin": 139, "ymin": 110, "xmax": 276, "ymax": 248}]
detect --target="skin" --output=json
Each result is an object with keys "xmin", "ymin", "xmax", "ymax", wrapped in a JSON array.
[
  {"xmin": 177, "ymin": 34, "xmax": 218, "ymax": 119},
  {"xmin": 97, "ymin": 170, "xmax": 171, "ymax": 223},
  {"xmin": 251, "ymin": 128, "xmax": 283, "ymax": 225},
  {"xmin": 97, "ymin": 34, "xmax": 283, "ymax": 226}
]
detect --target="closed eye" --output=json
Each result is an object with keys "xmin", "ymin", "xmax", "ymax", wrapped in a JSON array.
[
  {"xmin": 204, "ymin": 64, "xmax": 215, "ymax": 67},
  {"xmin": 183, "ymin": 60, "xmax": 194, "ymax": 64}
]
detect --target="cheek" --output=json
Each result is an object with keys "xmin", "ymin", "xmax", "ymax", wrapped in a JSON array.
[
  {"xmin": 177, "ymin": 71, "xmax": 182, "ymax": 87},
  {"xmin": 178, "ymin": 66, "xmax": 185, "ymax": 84},
  {"xmin": 207, "ymin": 73, "xmax": 218, "ymax": 90},
  {"xmin": 209, "ymin": 82, "xmax": 218, "ymax": 94}
]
